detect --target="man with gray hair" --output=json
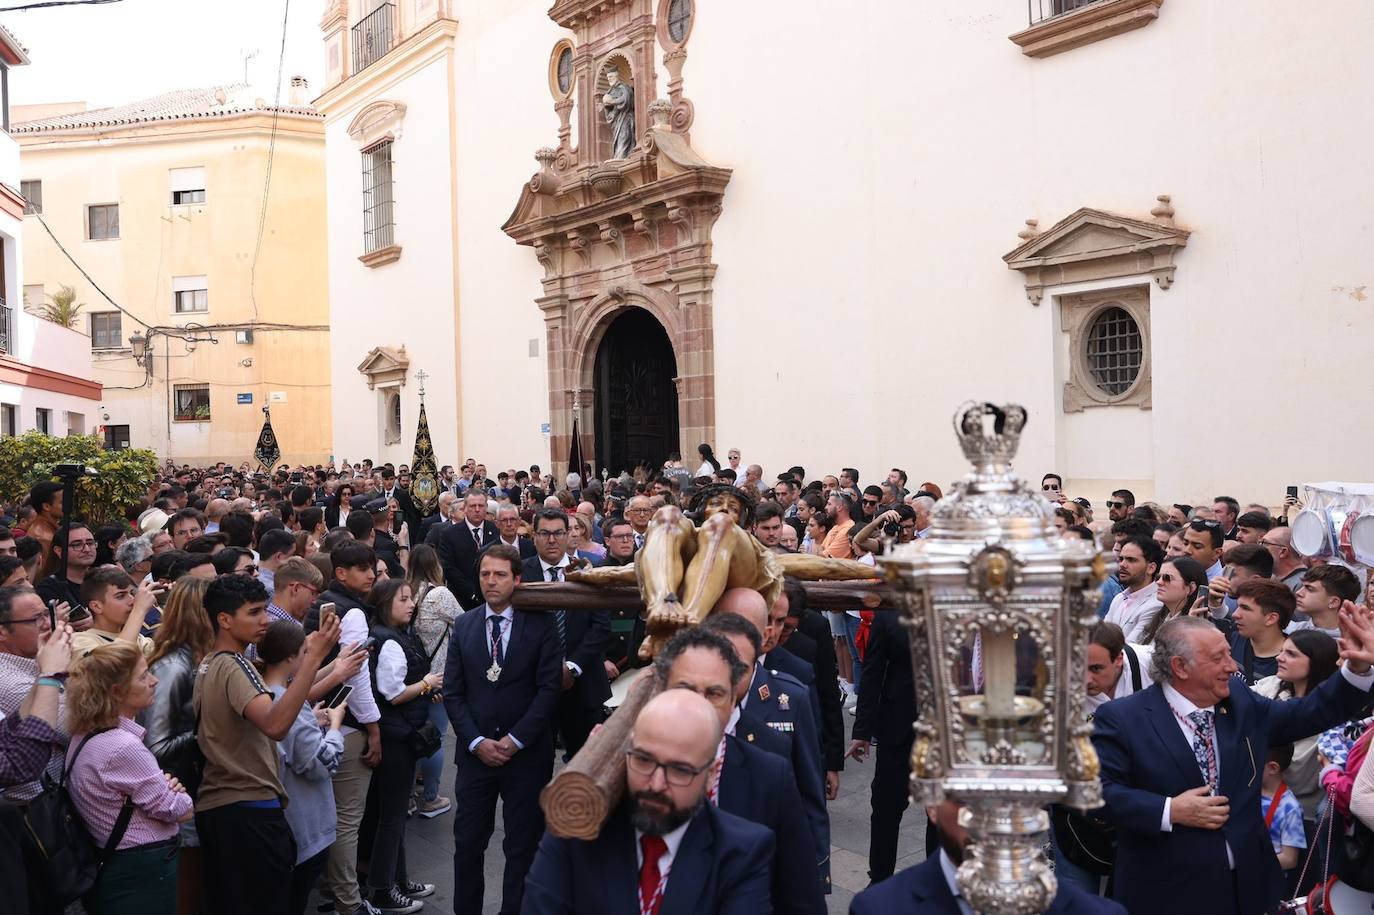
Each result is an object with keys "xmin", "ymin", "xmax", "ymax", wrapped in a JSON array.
[
  {"xmin": 909, "ymin": 495, "xmax": 935, "ymax": 538},
  {"xmin": 114, "ymin": 535, "xmax": 155, "ymax": 582},
  {"xmin": 1092, "ymin": 610, "xmax": 1374, "ymax": 915}
]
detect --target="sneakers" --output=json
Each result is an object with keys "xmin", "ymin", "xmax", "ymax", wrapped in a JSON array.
[
  {"xmin": 406, "ymin": 797, "xmax": 418, "ymax": 818},
  {"xmin": 370, "ymin": 886, "xmax": 423, "ymax": 914},
  {"xmin": 350, "ymin": 904, "xmax": 383, "ymax": 915},
  {"xmin": 399, "ymin": 881, "xmax": 436, "ymax": 899},
  {"xmin": 417, "ymin": 796, "xmax": 451, "ymax": 819}
]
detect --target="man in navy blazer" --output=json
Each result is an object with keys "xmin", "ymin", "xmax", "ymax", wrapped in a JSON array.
[
  {"xmin": 523, "ymin": 689, "xmax": 774, "ymax": 915},
  {"xmin": 444, "ymin": 543, "xmax": 562, "ymax": 915},
  {"xmin": 520, "ymin": 507, "xmax": 611, "ymax": 759},
  {"xmin": 850, "ymin": 801, "xmax": 1126, "ymax": 915},
  {"xmin": 652, "ymin": 625, "xmax": 827, "ymax": 913},
  {"xmin": 433, "ymin": 490, "xmax": 500, "ymax": 609},
  {"xmin": 1092, "ymin": 611, "xmax": 1374, "ymax": 915}
]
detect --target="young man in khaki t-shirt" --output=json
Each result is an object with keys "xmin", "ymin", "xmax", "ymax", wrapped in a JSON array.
[
  {"xmin": 70, "ymin": 566, "xmax": 157, "ymax": 661},
  {"xmin": 193, "ymin": 574, "xmax": 338, "ymax": 915}
]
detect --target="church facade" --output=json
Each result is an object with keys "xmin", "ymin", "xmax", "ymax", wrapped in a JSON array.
[{"xmin": 317, "ymin": 0, "xmax": 1374, "ymax": 504}]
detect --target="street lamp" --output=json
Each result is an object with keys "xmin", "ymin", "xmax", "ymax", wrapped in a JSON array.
[
  {"xmin": 880, "ymin": 401, "xmax": 1110, "ymax": 914},
  {"xmin": 128, "ymin": 330, "xmax": 149, "ymax": 369}
]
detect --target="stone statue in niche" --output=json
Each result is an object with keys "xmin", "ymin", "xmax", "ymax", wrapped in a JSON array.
[{"xmin": 601, "ymin": 68, "xmax": 635, "ymax": 159}]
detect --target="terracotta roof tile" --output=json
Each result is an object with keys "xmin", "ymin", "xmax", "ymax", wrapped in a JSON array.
[{"xmin": 12, "ymin": 84, "xmax": 320, "ymax": 133}]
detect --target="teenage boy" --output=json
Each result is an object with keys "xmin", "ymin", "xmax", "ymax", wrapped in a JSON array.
[
  {"xmin": 1261, "ymin": 743, "xmax": 1305, "ymax": 872},
  {"xmin": 70, "ymin": 565, "xmax": 158, "ymax": 660},
  {"xmin": 1227, "ymin": 579, "xmax": 1294, "ymax": 684},
  {"xmin": 1289, "ymin": 565, "xmax": 1361, "ymax": 638},
  {"xmin": 194, "ymin": 575, "xmax": 340, "ymax": 915}
]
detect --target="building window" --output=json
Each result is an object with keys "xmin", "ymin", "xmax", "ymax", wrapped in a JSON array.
[
  {"xmin": 173, "ymin": 384, "xmax": 211, "ymax": 422},
  {"xmin": 1058, "ymin": 286, "xmax": 1152, "ymax": 412},
  {"xmin": 172, "ymin": 275, "xmax": 209, "ymax": 313},
  {"xmin": 170, "ymin": 166, "xmax": 206, "ymax": 205},
  {"xmin": 1012, "ymin": 0, "xmax": 1164, "ymax": 58},
  {"xmin": 361, "ymin": 140, "xmax": 395, "ymax": 254},
  {"xmin": 352, "ymin": 1, "xmax": 395, "ymax": 74},
  {"xmin": 383, "ymin": 388, "xmax": 402, "ymax": 444},
  {"xmin": 667, "ymin": 0, "xmax": 693, "ymax": 42},
  {"xmin": 1085, "ymin": 306, "xmax": 1143, "ymax": 396},
  {"xmin": 20, "ymin": 180, "xmax": 40, "ymax": 215},
  {"xmin": 90, "ymin": 312, "xmax": 122, "ymax": 349},
  {"xmin": 35, "ymin": 408, "xmax": 51, "ymax": 435},
  {"xmin": 66, "ymin": 412, "xmax": 84, "ymax": 436},
  {"xmin": 87, "ymin": 204, "xmax": 120, "ymax": 240},
  {"xmin": 103, "ymin": 424, "xmax": 130, "ymax": 450},
  {"xmin": 0, "ymin": 405, "xmax": 13, "ymax": 437},
  {"xmin": 22, "ymin": 284, "xmax": 43, "ymax": 315},
  {"xmin": 556, "ymin": 47, "xmax": 573, "ymax": 95}
]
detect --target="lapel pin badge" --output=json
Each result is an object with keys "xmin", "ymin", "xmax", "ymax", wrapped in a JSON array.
[{"xmin": 758, "ymin": 684, "xmax": 770, "ymax": 703}]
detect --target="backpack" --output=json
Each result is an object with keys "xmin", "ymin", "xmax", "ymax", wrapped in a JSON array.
[{"xmin": 20, "ymin": 729, "xmax": 134, "ymax": 906}]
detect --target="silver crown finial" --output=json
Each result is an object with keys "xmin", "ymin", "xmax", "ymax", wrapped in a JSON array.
[{"xmin": 953, "ymin": 401, "xmax": 1027, "ymax": 469}]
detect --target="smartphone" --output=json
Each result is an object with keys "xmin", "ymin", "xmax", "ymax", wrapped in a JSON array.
[
  {"xmin": 362, "ymin": 636, "xmax": 377, "ymax": 652},
  {"xmin": 326, "ymin": 684, "xmax": 353, "ymax": 710},
  {"xmin": 1286, "ymin": 485, "xmax": 1299, "ymax": 501},
  {"xmin": 319, "ymin": 602, "xmax": 337, "ymax": 627}
]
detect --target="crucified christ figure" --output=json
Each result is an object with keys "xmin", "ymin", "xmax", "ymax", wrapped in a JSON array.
[{"xmin": 567, "ymin": 483, "xmax": 877, "ymax": 658}]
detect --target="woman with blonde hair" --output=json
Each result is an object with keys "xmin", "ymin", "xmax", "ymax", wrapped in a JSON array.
[
  {"xmin": 66, "ymin": 641, "xmax": 194, "ymax": 914},
  {"xmin": 566, "ymin": 512, "xmax": 605, "ymax": 563},
  {"xmin": 141, "ymin": 577, "xmax": 212, "ymax": 915}
]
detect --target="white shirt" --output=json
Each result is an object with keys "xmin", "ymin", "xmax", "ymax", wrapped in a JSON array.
[
  {"xmin": 635, "ymin": 817, "xmax": 691, "ymax": 882},
  {"xmin": 466, "ymin": 521, "xmax": 486, "ymax": 546},
  {"xmin": 1086, "ymin": 642, "xmax": 1154, "ymax": 714},
  {"xmin": 538, "ymin": 556, "xmax": 570, "ymax": 581},
  {"xmin": 375, "ymin": 640, "xmax": 409, "ymax": 701},
  {"xmin": 1205, "ymin": 560, "xmax": 1223, "ymax": 581},
  {"xmin": 1105, "ymin": 581, "xmax": 1163, "ymax": 643},
  {"xmin": 467, "ymin": 606, "xmax": 522, "ymax": 753},
  {"xmin": 937, "ymin": 849, "xmax": 975, "ymax": 915},
  {"xmin": 338, "ymin": 607, "xmax": 381, "ymax": 734}
]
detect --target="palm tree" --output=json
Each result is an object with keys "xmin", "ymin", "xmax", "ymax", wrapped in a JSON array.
[{"xmin": 42, "ymin": 284, "xmax": 83, "ymax": 328}]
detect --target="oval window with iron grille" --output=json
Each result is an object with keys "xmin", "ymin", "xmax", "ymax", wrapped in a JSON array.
[
  {"xmin": 667, "ymin": 0, "xmax": 693, "ymax": 43},
  {"xmin": 1085, "ymin": 306, "xmax": 1142, "ymax": 396}
]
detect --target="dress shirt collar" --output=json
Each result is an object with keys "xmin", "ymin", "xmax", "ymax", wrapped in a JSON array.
[
  {"xmin": 937, "ymin": 849, "xmax": 974, "ymax": 914},
  {"xmin": 116, "ymin": 715, "xmax": 145, "ymax": 740},
  {"xmin": 1123, "ymin": 580, "xmax": 1159, "ymax": 602},
  {"xmin": 635, "ymin": 816, "xmax": 692, "ymax": 873},
  {"xmin": 484, "ymin": 605, "xmax": 514, "ymax": 623},
  {"xmin": 466, "ymin": 520, "xmax": 484, "ymax": 535},
  {"xmin": 725, "ymin": 704, "xmax": 741, "ymax": 737},
  {"xmin": 501, "ymin": 536, "xmax": 519, "ymax": 547},
  {"xmin": 1206, "ymin": 560, "xmax": 1223, "ymax": 580},
  {"xmin": 266, "ymin": 601, "xmax": 300, "ymax": 626},
  {"xmin": 1163, "ymin": 680, "xmax": 1210, "ymax": 715},
  {"xmin": 539, "ymin": 556, "xmax": 570, "ymax": 576}
]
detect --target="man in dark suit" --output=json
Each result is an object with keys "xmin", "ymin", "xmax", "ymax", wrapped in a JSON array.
[
  {"xmin": 520, "ymin": 507, "xmax": 611, "ymax": 759},
  {"xmin": 1092, "ymin": 612, "xmax": 1374, "ymax": 915},
  {"xmin": 776, "ymin": 578, "xmax": 845, "ymax": 798},
  {"xmin": 848, "ymin": 607, "xmax": 928, "ymax": 882},
  {"xmin": 418, "ymin": 491, "xmax": 457, "ymax": 544},
  {"xmin": 434, "ymin": 491, "xmax": 499, "ymax": 609},
  {"xmin": 492, "ymin": 503, "xmax": 536, "ymax": 560},
  {"xmin": 702, "ymin": 597, "xmax": 830, "ymax": 893},
  {"xmin": 523, "ymin": 689, "xmax": 774, "ymax": 915},
  {"xmin": 370, "ymin": 466, "xmax": 422, "ymax": 534},
  {"xmin": 651, "ymin": 625, "xmax": 827, "ymax": 913},
  {"xmin": 444, "ymin": 544, "xmax": 562, "ymax": 915},
  {"xmin": 850, "ymin": 800, "xmax": 1126, "ymax": 914}
]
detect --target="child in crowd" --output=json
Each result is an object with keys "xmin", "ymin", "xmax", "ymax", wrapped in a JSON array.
[{"xmin": 1261, "ymin": 743, "xmax": 1306, "ymax": 872}]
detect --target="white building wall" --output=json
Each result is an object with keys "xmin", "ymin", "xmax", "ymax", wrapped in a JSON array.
[
  {"xmin": 327, "ymin": 0, "xmax": 1374, "ymax": 506},
  {"xmin": 324, "ymin": 49, "xmax": 463, "ymax": 467}
]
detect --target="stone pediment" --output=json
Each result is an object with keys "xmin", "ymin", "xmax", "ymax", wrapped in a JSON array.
[
  {"xmin": 1003, "ymin": 202, "xmax": 1189, "ymax": 304},
  {"xmin": 357, "ymin": 345, "xmax": 409, "ymax": 389}
]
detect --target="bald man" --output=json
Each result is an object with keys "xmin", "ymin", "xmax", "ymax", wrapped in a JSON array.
[
  {"xmin": 704, "ymin": 594, "xmax": 832, "ymax": 893},
  {"xmin": 523, "ymin": 689, "xmax": 774, "ymax": 914}
]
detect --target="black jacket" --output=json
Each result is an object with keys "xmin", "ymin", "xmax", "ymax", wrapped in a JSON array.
[
  {"xmin": 520, "ymin": 557, "xmax": 611, "ymax": 705},
  {"xmin": 851, "ymin": 610, "xmax": 916, "ymax": 747},
  {"xmin": 434, "ymin": 520, "xmax": 499, "ymax": 610}
]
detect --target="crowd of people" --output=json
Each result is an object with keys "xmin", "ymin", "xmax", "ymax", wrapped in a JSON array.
[{"xmin": 0, "ymin": 448, "xmax": 1372, "ymax": 915}]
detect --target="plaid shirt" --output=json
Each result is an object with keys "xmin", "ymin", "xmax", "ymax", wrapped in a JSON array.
[
  {"xmin": 0, "ymin": 713, "xmax": 61, "ymax": 788},
  {"xmin": 266, "ymin": 601, "xmax": 299, "ymax": 627},
  {"xmin": 0, "ymin": 652, "xmax": 66, "ymax": 801}
]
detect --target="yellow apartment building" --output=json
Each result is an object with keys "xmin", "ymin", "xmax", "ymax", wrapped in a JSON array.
[{"xmin": 14, "ymin": 83, "xmax": 331, "ymax": 464}]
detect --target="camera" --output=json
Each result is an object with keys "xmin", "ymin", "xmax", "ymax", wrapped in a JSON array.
[{"xmin": 883, "ymin": 520, "xmax": 901, "ymax": 537}]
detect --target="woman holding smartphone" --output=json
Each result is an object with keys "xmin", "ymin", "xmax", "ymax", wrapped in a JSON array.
[{"xmin": 258, "ymin": 621, "xmax": 347, "ymax": 915}]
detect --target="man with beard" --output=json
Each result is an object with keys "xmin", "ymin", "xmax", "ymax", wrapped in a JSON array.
[
  {"xmin": 522, "ymin": 689, "xmax": 774, "ymax": 914},
  {"xmin": 850, "ymin": 799, "xmax": 1126, "ymax": 914}
]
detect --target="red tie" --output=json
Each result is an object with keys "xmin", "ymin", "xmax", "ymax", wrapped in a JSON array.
[{"xmin": 638, "ymin": 834, "xmax": 668, "ymax": 915}]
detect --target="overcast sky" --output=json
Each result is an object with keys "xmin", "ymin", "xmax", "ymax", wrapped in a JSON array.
[{"xmin": 4, "ymin": 0, "xmax": 324, "ymax": 109}]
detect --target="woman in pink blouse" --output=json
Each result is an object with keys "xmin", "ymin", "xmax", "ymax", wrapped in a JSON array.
[{"xmin": 66, "ymin": 641, "xmax": 194, "ymax": 914}]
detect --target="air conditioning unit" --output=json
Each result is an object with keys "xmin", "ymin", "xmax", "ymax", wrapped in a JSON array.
[{"xmin": 235, "ymin": 329, "xmax": 254, "ymax": 344}]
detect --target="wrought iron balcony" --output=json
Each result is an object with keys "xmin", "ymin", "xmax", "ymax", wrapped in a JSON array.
[
  {"xmin": 351, "ymin": 3, "xmax": 396, "ymax": 75},
  {"xmin": 0, "ymin": 303, "xmax": 11, "ymax": 354}
]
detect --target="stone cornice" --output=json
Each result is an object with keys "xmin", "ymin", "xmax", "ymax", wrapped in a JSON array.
[
  {"xmin": 1009, "ymin": 0, "xmax": 1164, "ymax": 59},
  {"xmin": 314, "ymin": 18, "xmax": 458, "ymax": 119}
]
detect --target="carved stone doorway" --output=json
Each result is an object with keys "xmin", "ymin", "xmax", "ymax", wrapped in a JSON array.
[{"xmin": 593, "ymin": 307, "xmax": 679, "ymax": 476}]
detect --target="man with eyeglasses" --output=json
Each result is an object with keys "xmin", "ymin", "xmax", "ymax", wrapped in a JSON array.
[
  {"xmin": 602, "ymin": 518, "xmax": 648, "ymax": 684},
  {"xmin": 1182, "ymin": 518, "xmax": 1225, "ymax": 580},
  {"xmin": 523, "ymin": 688, "xmax": 774, "ymax": 915},
  {"xmin": 0, "ymin": 586, "xmax": 68, "ymax": 802},
  {"xmin": 625, "ymin": 495, "xmax": 653, "ymax": 551},
  {"xmin": 521, "ymin": 508, "xmax": 610, "ymax": 759},
  {"xmin": 641, "ymin": 627, "xmax": 824, "ymax": 914},
  {"xmin": 35, "ymin": 522, "xmax": 98, "ymax": 618},
  {"xmin": 268, "ymin": 556, "xmax": 325, "ymax": 627},
  {"xmin": 1106, "ymin": 489, "xmax": 1135, "ymax": 523},
  {"xmin": 1041, "ymin": 472, "xmax": 1067, "ymax": 504},
  {"xmin": 1260, "ymin": 527, "xmax": 1308, "ymax": 593}
]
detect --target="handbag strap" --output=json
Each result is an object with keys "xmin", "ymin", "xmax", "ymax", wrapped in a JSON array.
[
  {"xmin": 1123, "ymin": 643, "xmax": 1143, "ymax": 693},
  {"xmin": 427, "ymin": 623, "xmax": 452, "ymax": 664},
  {"xmin": 61, "ymin": 726, "xmax": 136, "ymax": 861}
]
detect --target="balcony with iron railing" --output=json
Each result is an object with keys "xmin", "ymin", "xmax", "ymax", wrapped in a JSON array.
[
  {"xmin": 352, "ymin": 3, "xmax": 396, "ymax": 75},
  {"xmin": 1028, "ymin": 0, "xmax": 1105, "ymax": 24},
  {"xmin": 0, "ymin": 302, "xmax": 10, "ymax": 354}
]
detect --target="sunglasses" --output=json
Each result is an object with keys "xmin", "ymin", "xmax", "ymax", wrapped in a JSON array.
[
  {"xmin": 1042, "ymin": 484, "xmax": 1060, "ymax": 491},
  {"xmin": 1190, "ymin": 519, "xmax": 1221, "ymax": 529},
  {"xmin": 862, "ymin": 498, "xmax": 879, "ymax": 506},
  {"xmin": 1105, "ymin": 501, "xmax": 1126, "ymax": 509}
]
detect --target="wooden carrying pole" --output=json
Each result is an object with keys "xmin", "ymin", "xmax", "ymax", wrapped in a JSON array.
[
  {"xmin": 512, "ymin": 579, "xmax": 895, "ymax": 612},
  {"xmin": 539, "ymin": 669, "xmax": 658, "ymax": 839}
]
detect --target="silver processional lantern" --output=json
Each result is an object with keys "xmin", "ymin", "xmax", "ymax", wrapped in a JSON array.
[{"xmin": 880, "ymin": 402, "xmax": 1111, "ymax": 914}]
